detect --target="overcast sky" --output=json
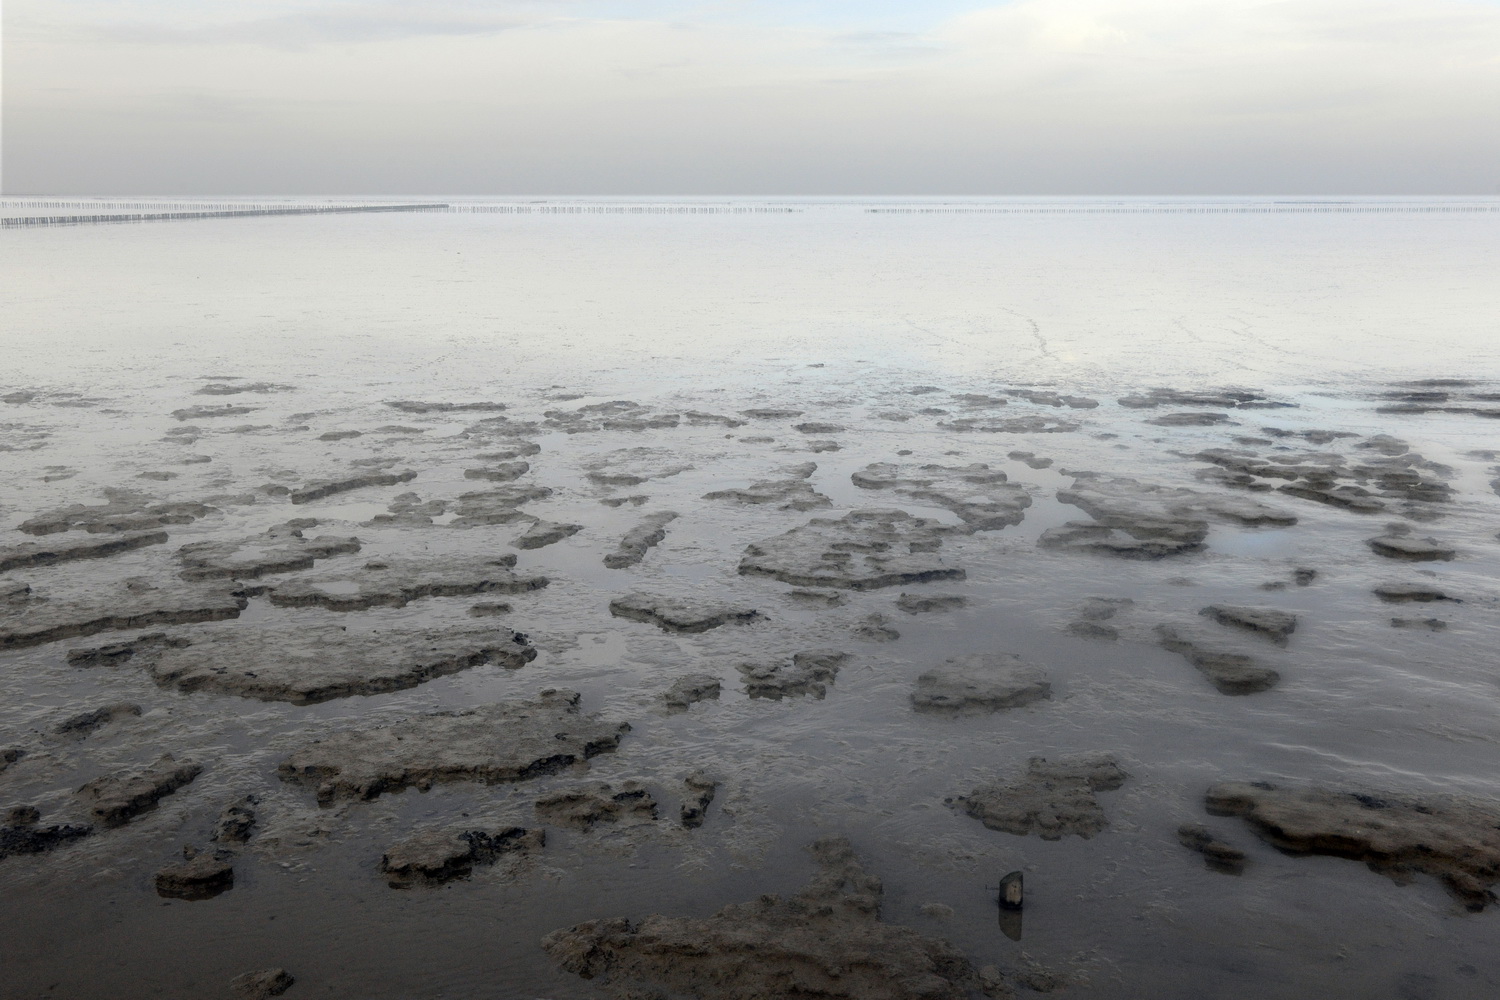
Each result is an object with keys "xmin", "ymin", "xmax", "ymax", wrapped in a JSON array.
[{"xmin": 5, "ymin": 0, "xmax": 1500, "ymax": 194}]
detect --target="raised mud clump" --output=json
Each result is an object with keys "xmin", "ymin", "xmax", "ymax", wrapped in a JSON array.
[
  {"xmin": 1200, "ymin": 605, "xmax": 1298, "ymax": 646},
  {"xmin": 1198, "ymin": 440, "xmax": 1454, "ymax": 510},
  {"xmin": 605, "ymin": 512, "xmax": 678, "ymax": 569},
  {"xmin": 704, "ymin": 462, "xmax": 832, "ymax": 512},
  {"xmin": 939, "ymin": 414, "xmax": 1082, "ymax": 434},
  {"xmin": 1118, "ymin": 387, "xmax": 1288, "ymax": 410},
  {"xmin": 514, "ymin": 519, "xmax": 582, "ymax": 550},
  {"xmin": 543, "ymin": 835, "xmax": 1008, "ymax": 1000},
  {"xmin": 1041, "ymin": 473, "xmax": 1295, "ymax": 560},
  {"xmin": 896, "ymin": 593, "xmax": 967, "ymax": 614},
  {"xmin": 544, "ymin": 400, "xmax": 680, "ymax": 434},
  {"xmin": 176, "ymin": 524, "xmax": 360, "ymax": 580},
  {"xmin": 367, "ymin": 492, "xmax": 446, "ymax": 526},
  {"xmin": 1145, "ymin": 411, "xmax": 1232, "ymax": 427},
  {"xmin": 448, "ymin": 485, "xmax": 553, "ymax": 528},
  {"xmin": 19, "ymin": 489, "xmax": 216, "ymax": 535},
  {"xmin": 70, "ymin": 623, "xmax": 536, "ymax": 704},
  {"xmin": 685, "ymin": 410, "xmax": 747, "ymax": 428},
  {"xmin": 278, "ymin": 690, "xmax": 628, "ymax": 803},
  {"xmin": 1065, "ymin": 597, "xmax": 1133, "ymax": 640},
  {"xmin": 851, "ymin": 462, "xmax": 1031, "ymax": 532},
  {"xmin": 911, "ymin": 654, "xmax": 1051, "ymax": 715},
  {"xmin": 171, "ymin": 404, "xmax": 258, "ymax": 421},
  {"xmin": 155, "ymin": 847, "xmax": 234, "ymax": 900},
  {"xmin": 268, "ymin": 557, "xmax": 547, "ymax": 612},
  {"xmin": 739, "ymin": 407, "xmax": 803, "ymax": 420},
  {"xmin": 380, "ymin": 826, "xmax": 543, "ymax": 886},
  {"xmin": 536, "ymin": 782, "xmax": 658, "ymax": 830},
  {"xmin": 230, "ymin": 968, "xmax": 295, "ymax": 999},
  {"xmin": 1205, "ymin": 781, "xmax": 1500, "ymax": 910},
  {"xmin": 1067, "ymin": 621, "xmax": 1119, "ymax": 640},
  {"xmin": 1073, "ymin": 473, "xmax": 1299, "ymax": 529},
  {"xmin": 53, "ymin": 702, "xmax": 141, "ymax": 739},
  {"xmin": 385, "ymin": 400, "xmax": 508, "ymax": 414},
  {"xmin": 1367, "ymin": 534, "xmax": 1456, "ymax": 562},
  {"xmin": 1040, "ymin": 519, "xmax": 1207, "ymax": 560},
  {"xmin": 1177, "ymin": 823, "xmax": 1248, "ymax": 875},
  {"xmin": 289, "ymin": 469, "xmax": 417, "ymax": 505},
  {"xmin": 738, "ymin": 649, "xmax": 848, "ymax": 700},
  {"xmin": 954, "ymin": 753, "xmax": 1128, "ymax": 840},
  {"xmin": 197, "ymin": 381, "xmax": 293, "ymax": 396},
  {"xmin": 213, "ymin": 795, "xmax": 259, "ymax": 844},
  {"xmin": 583, "ymin": 447, "xmax": 694, "ymax": 486},
  {"xmin": 1391, "ymin": 617, "xmax": 1447, "ymax": 630},
  {"xmin": 1004, "ymin": 389, "xmax": 1098, "ymax": 409},
  {"xmin": 0, "ymin": 530, "xmax": 168, "ymax": 572},
  {"xmin": 739, "ymin": 510, "xmax": 963, "ymax": 591},
  {"xmin": 0, "ymin": 581, "xmax": 247, "ymax": 651},
  {"xmin": 661, "ymin": 674, "xmax": 722, "ymax": 712},
  {"xmin": 610, "ymin": 594, "xmax": 761, "ymax": 633},
  {"xmin": 788, "ymin": 589, "xmax": 846, "ymax": 607},
  {"xmin": 0, "ymin": 807, "xmax": 92, "ymax": 861},
  {"xmin": 1, "ymin": 583, "xmax": 33, "ymax": 607},
  {"xmin": 853, "ymin": 613, "xmax": 901, "ymax": 643},
  {"xmin": 681, "ymin": 771, "xmax": 718, "ymax": 829},
  {"xmin": 77, "ymin": 755, "xmax": 201, "ymax": 827},
  {"xmin": 473, "ymin": 441, "xmax": 542, "ymax": 462},
  {"xmin": 463, "ymin": 461, "xmax": 530, "ymax": 483},
  {"xmin": 1156, "ymin": 625, "xmax": 1281, "ymax": 695},
  {"xmin": 1374, "ymin": 583, "xmax": 1455, "ymax": 603}
]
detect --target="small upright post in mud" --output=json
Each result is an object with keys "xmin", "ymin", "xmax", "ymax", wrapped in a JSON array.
[
  {"xmin": 999, "ymin": 870, "xmax": 1023, "ymax": 910},
  {"xmin": 998, "ymin": 870, "xmax": 1024, "ymax": 941}
]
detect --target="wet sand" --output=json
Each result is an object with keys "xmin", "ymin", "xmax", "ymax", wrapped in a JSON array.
[{"xmin": 4, "ymin": 203, "xmax": 1500, "ymax": 999}]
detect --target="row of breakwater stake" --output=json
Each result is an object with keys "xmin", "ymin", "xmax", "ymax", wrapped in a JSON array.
[
  {"xmin": 443, "ymin": 204, "xmax": 799, "ymax": 214},
  {"xmin": 5, "ymin": 200, "xmax": 336, "ymax": 212},
  {"xmin": 2, "ymin": 203, "xmax": 450, "ymax": 229}
]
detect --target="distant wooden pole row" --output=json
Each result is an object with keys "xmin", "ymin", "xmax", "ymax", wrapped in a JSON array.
[
  {"xmin": 443, "ymin": 205, "xmax": 798, "ymax": 214},
  {"xmin": 1, "ymin": 203, "xmax": 449, "ymax": 229}
]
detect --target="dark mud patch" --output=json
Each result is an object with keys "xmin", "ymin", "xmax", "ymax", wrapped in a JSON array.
[
  {"xmin": 77, "ymin": 755, "xmax": 201, "ymax": 827},
  {"xmin": 737, "ymin": 649, "xmax": 848, "ymax": 700},
  {"xmin": 278, "ymin": 690, "xmax": 627, "ymax": 803},
  {"xmin": 267, "ymin": 557, "xmax": 546, "ymax": 611},
  {"xmin": 69, "ymin": 624, "xmax": 536, "ymax": 704},
  {"xmin": 605, "ymin": 512, "xmax": 678, "ymax": 569},
  {"xmin": 177, "ymin": 524, "xmax": 360, "ymax": 580},
  {"xmin": 543, "ymin": 835, "xmax": 1019, "ymax": 999},
  {"xmin": 953, "ymin": 753, "xmax": 1128, "ymax": 840},
  {"xmin": 1207, "ymin": 781, "xmax": 1500, "ymax": 910},
  {"xmin": 380, "ymin": 826, "xmax": 543, "ymax": 886},
  {"xmin": 535, "ymin": 782, "xmax": 658, "ymax": 831},
  {"xmin": 910, "ymin": 654, "xmax": 1051, "ymax": 715},
  {"xmin": 19, "ymin": 489, "xmax": 216, "ymax": 535},
  {"xmin": 609, "ymin": 594, "xmax": 761, "ymax": 634},
  {"xmin": 1, "ymin": 581, "xmax": 247, "ymax": 651},
  {"xmin": 740, "ymin": 510, "xmax": 963, "ymax": 590},
  {"xmin": 0, "ymin": 530, "xmax": 168, "ymax": 572},
  {"xmin": 1156, "ymin": 625, "xmax": 1281, "ymax": 695}
]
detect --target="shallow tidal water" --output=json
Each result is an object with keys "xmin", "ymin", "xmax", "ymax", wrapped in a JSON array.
[{"xmin": 3, "ymin": 198, "xmax": 1500, "ymax": 999}]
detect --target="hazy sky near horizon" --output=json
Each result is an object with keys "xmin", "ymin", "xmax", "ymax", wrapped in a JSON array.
[{"xmin": 6, "ymin": 0, "xmax": 1500, "ymax": 195}]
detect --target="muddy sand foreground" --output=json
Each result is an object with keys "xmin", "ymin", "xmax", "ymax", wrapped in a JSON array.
[{"xmin": 4, "ymin": 375, "xmax": 1500, "ymax": 998}]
